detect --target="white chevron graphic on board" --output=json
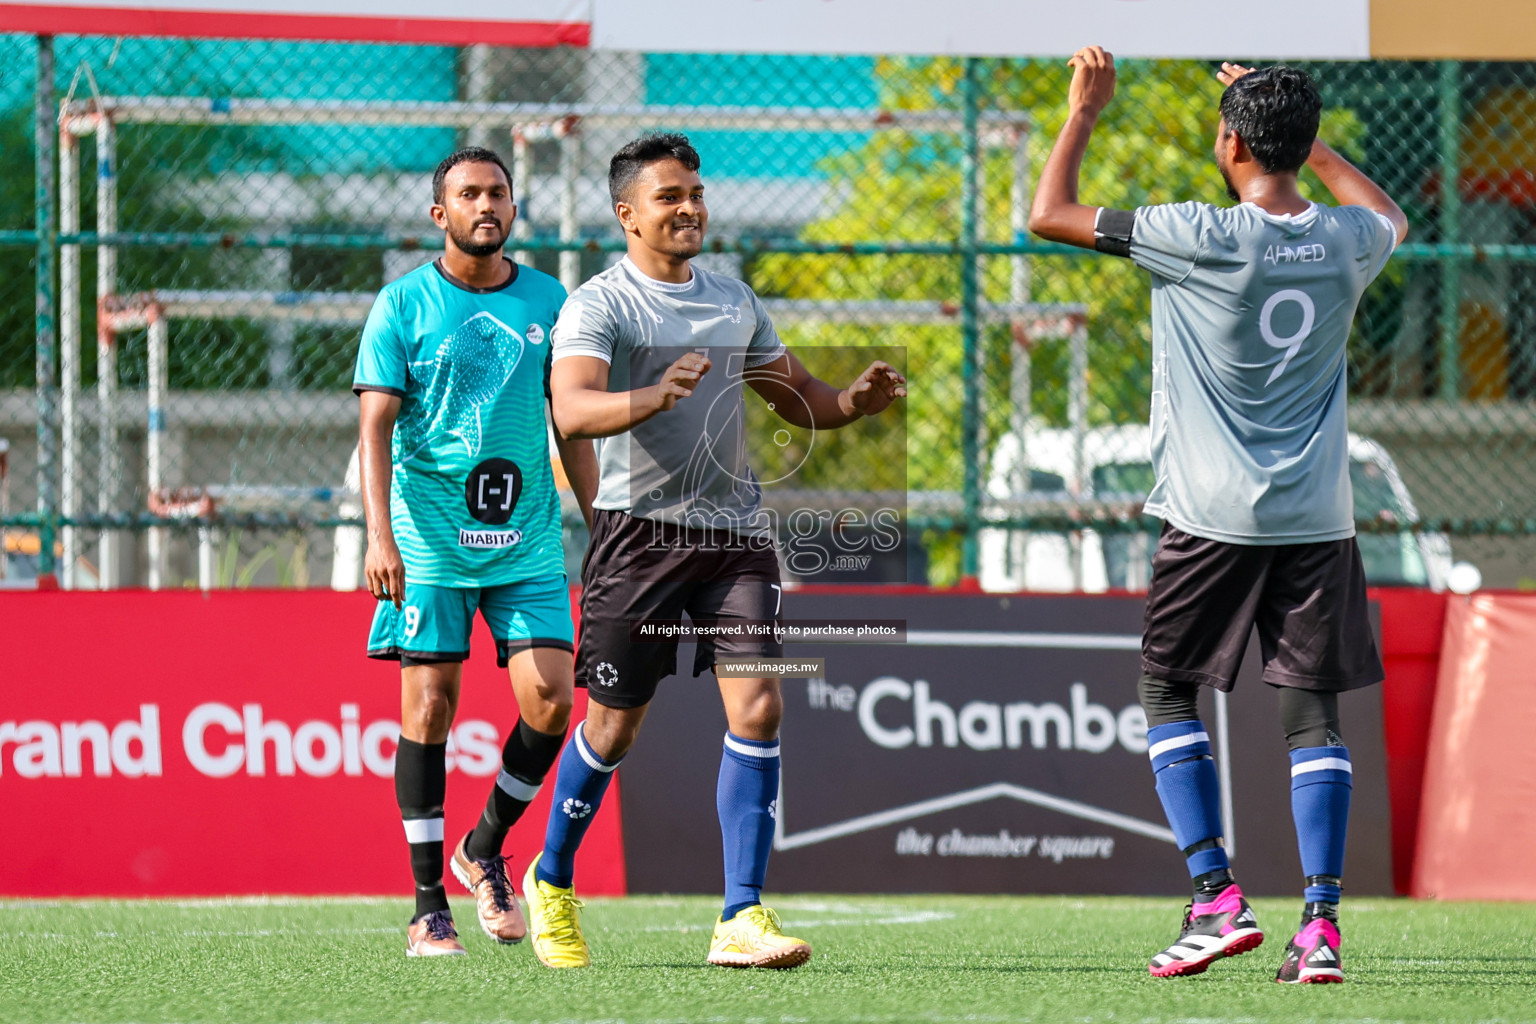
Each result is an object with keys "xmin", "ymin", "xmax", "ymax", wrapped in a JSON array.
[{"xmin": 772, "ymin": 781, "xmax": 1177, "ymax": 851}]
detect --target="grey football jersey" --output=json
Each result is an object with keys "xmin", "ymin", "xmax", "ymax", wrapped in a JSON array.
[
  {"xmin": 1130, "ymin": 201, "xmax": 1396, "ymax": 544},
  {"xmin": 551, "ymin": 258, "xmax": 787, "ymax": 532}
]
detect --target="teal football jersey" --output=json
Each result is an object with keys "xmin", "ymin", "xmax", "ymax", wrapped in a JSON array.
[{"xmin": 354, "ymin": 258, "xmax": 567, "ymax": 587}]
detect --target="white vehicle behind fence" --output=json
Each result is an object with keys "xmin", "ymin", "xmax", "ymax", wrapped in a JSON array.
[{"xmin": 979, "ymin": 425, "xmax": 1461, "ymax": 594}]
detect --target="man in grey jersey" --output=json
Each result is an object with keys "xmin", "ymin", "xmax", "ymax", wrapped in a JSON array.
[
  {"xmin": 1030, "ymin": 49, "xmax": 1406, "ymax": 983},
  {"xmin": 520, "ymin": 132, "xmax": 906, "ymax": 970}
]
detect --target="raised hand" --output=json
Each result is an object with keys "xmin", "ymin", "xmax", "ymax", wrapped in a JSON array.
[
  {"xmin": 1216, "ymin": 62, "xmax": 1256, "ymax": 87},
  {"xmin": 842, "ymin": 361, "xmax": 908, "ymax": 418},
  {"xmin": 1067, "ymin": 46, "xmax": 1116, "ymax": 119},
  {"xmin": 654, "ymin": 350, "xmax": 712, "ymax": 412}
]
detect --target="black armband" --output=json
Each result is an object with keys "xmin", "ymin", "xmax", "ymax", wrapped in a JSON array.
[{"xmin": 1093, "ymin": 207, "xmax": 1136, "ymax": 257}]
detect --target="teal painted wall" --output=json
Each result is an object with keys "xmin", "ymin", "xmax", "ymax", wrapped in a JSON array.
[
  {"xmin": 644, "ymin": 53, "xmax": 876, "ymax": 178},
  {"xmin": 0, "ymin": 35, "xmax": 456, "ymax": 174}
]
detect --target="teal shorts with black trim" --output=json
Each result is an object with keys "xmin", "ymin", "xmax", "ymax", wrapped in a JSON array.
[{"xmin": 366, "ymin": 573, "xmax": 573, "ymax": 667}]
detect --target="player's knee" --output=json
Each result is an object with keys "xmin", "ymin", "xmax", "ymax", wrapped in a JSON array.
[
  {"xmin": 730, "ymin": 690, "xmax": 782, "ymax": 739},
  {"xmin": 526, "ymin": 677, "xmax": 575, "ymax": 716},
  {"xmin": 1137, "ymin": 673, "xmax": 1201, "ymax": 726},
  {"xmin": 546, "ymin": 690, "xmax": 575, "ymax": 721},
  {"xmin": 401, "ymin": 663, "xmax": 460, "ymax": 741},
  {"xmin": 402, "ymin": 693, "xmax": 455, "ymax": 743},
  {"xmin": 1278, "ymin": 687, "xmax": 1343, "ymax": 750},
  {"xmin": 583, "ymin": 707, "xmax": 643, "ymax": 761},
  {"xmin": 528, "ymin": 693, "xmax": 574, "ymax": 735}
]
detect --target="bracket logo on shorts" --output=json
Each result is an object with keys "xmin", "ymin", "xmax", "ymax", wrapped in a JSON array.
[{"xmin": 594, "ymin": 661, "xmax": 619, "ymax": 688}]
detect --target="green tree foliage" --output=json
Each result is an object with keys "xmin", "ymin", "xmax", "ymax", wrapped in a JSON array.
[
  {"xmin": 1, "ymin": 107, "xmax": 38, "ymax": 388},
  {"xmin": 752, "ymin": 59, "xmax": 1227, "ymax": 496}
]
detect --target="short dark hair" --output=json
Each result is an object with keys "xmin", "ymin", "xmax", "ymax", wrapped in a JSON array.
[
  {"xmin": 432, "ymin": 147, "xmax": 513, "ymax": 204},
  {"xmin": 608, "ymin": 132, "xmax": 701, "ymax": 207},
  {"xmin": 1218, "ymin": 66, "xmax": 1322, "ymax": 174}
]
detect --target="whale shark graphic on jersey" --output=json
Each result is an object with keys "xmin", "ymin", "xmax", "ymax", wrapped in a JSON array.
[{"xmin": 397, "ymin": 312, "xmax": 527, "ymax": 465}]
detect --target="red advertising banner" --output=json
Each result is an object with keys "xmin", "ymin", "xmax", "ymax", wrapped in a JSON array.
[
  {"xmin": 0, "ymin": 590, "xmax": 625, "ymax": 898},
  {"xmin": 0, "ymin": 1, "xmax": 591, "ymax": 46}
]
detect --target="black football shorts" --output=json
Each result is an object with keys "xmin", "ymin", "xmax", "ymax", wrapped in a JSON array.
[
  {"xmin": 576, "ymin": 509, "xmax": 785, "ymax": 709},
  {"xmin": 1141, "ymin": 523, "xmax": 1384, "ymax": 692}
]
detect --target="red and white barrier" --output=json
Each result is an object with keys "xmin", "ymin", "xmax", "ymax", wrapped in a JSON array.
[
  {"xmin": 0, "ymin": 585, "xmax": 1479, "ymax": 898},
  {"xmin": 1412, "ymin": 593, "xmax": 1536, "ymax": 900},
  {"xmin": 0, "ymin": 590, "xmax": 625, "ymax": 897}
]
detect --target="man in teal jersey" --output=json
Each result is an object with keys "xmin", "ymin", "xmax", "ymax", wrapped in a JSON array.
[
  {"xmin": 354, "ymin": 147, "xmax": 597, "ymax": 958},
  {"xmin": 1030, "ymin": 51, "xmax": 1407, "ymax": 983}
]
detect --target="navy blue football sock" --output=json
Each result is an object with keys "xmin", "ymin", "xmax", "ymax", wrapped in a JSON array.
[
  {"xmin": 536, "ymin": 723, "xmax": 620, "ymax": 890},
  {"xmin": 1146, "ymin": 720, "xmax": 1229, "ymax": 879},
  {"xmin": 717, "ymin": 732, "xmax": 780, "ymax": 918},
  {"xmin": 1290, "ymin": 745, "xmax": 1352, "ymax": 904}
]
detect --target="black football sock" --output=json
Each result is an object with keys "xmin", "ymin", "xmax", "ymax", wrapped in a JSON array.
[
  {"xmin": 1193, "ymin": 868, "xmax": 1236, "ymax": 901},
  {"xmin": 1302, "ymin": 875, "xmax": 1342, "ymax": 924},
  {"xmin": 1188, "ymin": 837, "xmax": 1234, "ymax": 900},
  {"xmin": 395, "ymin": 737, "xmax": 449, "ymax": 922},
  {"xmin": 465, "ymin": 719, "xmax": 566, "ymax": 861}
]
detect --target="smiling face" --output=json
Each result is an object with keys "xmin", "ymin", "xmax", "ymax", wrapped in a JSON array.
[
  {"xmin": 433, "ymin": 160, "xmax": 515, "ymax": 258},
  {"xmin": 616, "ymin": 157, "xmax": 708, "ymax": 262}
]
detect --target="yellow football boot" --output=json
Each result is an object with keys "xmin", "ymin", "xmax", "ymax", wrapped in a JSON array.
[
  {"xmin": 521, "ymin": 853, "xmax": 590, "ymax": 968},
  {"xmin": 706, "ymin": 905, "xmax": 811, "ymax": 969}
]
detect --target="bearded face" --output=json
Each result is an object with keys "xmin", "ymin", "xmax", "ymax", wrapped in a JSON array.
[{"xmin": 434, "ymin": 161, "xmax": 515, "ymax": 259}]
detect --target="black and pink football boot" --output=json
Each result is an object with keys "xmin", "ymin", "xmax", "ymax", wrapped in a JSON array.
[
  {"xmin": 1148, "ymin": 883, "xmax": 1265, "ymax": 978},
  {"xmin": 1275, "ymin": 916, "xmax": 1344, "ymax": 984}
]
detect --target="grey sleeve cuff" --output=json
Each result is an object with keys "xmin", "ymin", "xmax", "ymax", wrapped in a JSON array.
[
  {"xmin": 743, "ymin": 344, "xmax": 788, "ymax": 369},
  {"xmin": 551, "ymin": 347, "xmax": 613, "ymax": 365},
  {"xmin": 1373, "ymin": 211, "xmax": 1401, "ymax": 251}
]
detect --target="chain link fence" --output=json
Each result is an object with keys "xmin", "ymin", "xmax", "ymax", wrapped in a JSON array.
[{"xmin": 2, "ymin": 35, "xmax": 1534, "ymax": 590}]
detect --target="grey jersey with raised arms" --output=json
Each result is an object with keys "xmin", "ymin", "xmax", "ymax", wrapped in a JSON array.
[
  {"xmin": 551, "ymin": 258, "xmax": 787, "ymax": 532},
  {"xmin": 1129, "ymin": 201, "xmax": 1397, "ymax": 544}
]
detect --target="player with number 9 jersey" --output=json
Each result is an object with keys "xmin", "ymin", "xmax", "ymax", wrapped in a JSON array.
[
  {"xmin": 1131, "ymin": 199, "xmax": 1395, "ymax": 544},
  {"xmin": 1028, "ymin": 51, "xmax": 1406, "ymax": 984}
]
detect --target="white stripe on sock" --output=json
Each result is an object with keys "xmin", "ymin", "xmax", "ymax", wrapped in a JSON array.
[
  {"xmin": 1147, "ymin": 731, "xmax": 1209, "ymax": 761},
  {"xmin": 723, "ymin": 734, "xmax": 780, "ymax": 759},
  {"xmin": 1292, "ymin": 757, "xmax": 1352, "ymax": 777},
  {"xmin": 575, "ymin": 726, "xmax": 619, "ymax": 774},
  {"xmin": 496, "ymin": 769, "xmax": 541, "ymax": 802},
  {"xmin": 402, "ymin": 817, "xmax": 443, "ymax": 844}
]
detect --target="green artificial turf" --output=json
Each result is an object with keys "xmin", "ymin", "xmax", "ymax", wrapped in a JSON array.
[{"xmin": 2, "ymin": 895, "xmax": 1534, "ymax": 1023}]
